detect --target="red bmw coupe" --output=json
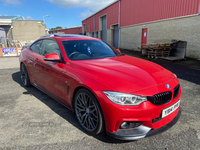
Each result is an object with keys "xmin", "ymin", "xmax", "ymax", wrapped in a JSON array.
[{"xmin": 19, "ymin": 34, "xmax": 181, "ymax": 140}]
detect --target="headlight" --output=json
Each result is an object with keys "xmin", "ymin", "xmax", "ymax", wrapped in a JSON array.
[{"xmin": 103, "ymin": 91, "xmax": 147, "ymax": 105}]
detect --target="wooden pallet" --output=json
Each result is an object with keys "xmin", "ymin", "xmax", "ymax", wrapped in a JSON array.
[
  {"xmin": 148, "ymin": 50, "xmax": 170, "ymax": 58},
  {"xmin": 147, "ymin": 43, "xmax": 172, "ymax": 58},
  {"xmin": 139, "ymin": 42, "xmax": 173, "ymax": 59}
]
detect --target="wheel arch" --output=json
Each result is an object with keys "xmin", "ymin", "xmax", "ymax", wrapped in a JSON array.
[
  {"xmin": 71, "ymin": 86, "xmax": 106, "ymax": 134},
  {"xmin": 20, "ymin": 61, "xmax": 31, "ymax": 87},
  {"xmin": 71, "ymin": 86, "xmax": 98, "ymax": 112}
]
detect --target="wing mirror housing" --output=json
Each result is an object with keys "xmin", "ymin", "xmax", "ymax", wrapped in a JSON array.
[
  {"xmin": 116, "ymin": 49, "xmax": 121, "ymax": 52},
  {"xmin": 44, "ymin": 53, "xmax": 60, "ymax": 62}
]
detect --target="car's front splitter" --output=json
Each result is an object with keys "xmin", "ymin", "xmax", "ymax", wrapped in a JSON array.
[{"xmin": 107, "ymin": 109, "xmax": 181, "ymax": 141}]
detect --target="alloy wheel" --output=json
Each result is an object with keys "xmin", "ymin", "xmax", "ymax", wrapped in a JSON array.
[
  {"xmin": 75, "ymin": 93, "xmax": 98, "ymax": 131},
  {"xmin": 20, "ymin": 64, "xmax": 27, "ymax": 85}
]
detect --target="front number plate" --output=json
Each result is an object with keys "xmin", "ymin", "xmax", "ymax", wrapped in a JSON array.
[{"xmin": 162, "ymin": 100, "xmax": 180, "ymax": 118}]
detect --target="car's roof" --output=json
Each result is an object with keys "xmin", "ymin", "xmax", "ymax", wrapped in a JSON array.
[{"xmin": 40, "ymin": 34, "xmax": 99, "ymax": 41}]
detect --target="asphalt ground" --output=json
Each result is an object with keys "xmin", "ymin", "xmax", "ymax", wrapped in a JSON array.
[{"xmin": 0, "ymin": 54, "xmax": 200, "ymax": 150}]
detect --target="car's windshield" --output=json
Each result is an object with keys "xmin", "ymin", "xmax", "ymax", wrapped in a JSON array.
[{"xmin": 62, "ymin": 40, "xmax": 121, "ymax": 60}]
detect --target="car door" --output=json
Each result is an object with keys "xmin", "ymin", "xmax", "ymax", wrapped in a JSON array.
[
  {"xmin": 39, "ymin": 39, "xmax": 70, "ymax": 105},
  {"xmin": 25, "ymin": 40, "xmax": 45, "ymax": 85}
]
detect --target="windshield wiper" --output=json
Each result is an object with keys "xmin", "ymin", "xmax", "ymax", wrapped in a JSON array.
[
  {"xmin": 117, "ymin": 53, "xmax": 125, "ymax": 56},
  {"xmin": 97, "ymin": 56, "xmax": 111, "ymax": 59}
]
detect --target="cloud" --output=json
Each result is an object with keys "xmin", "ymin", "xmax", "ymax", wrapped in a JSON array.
[
  {"xmin": 0, "ymin": 0, "xmax": 21, "ymax": 5},
  {"xmin": 47, "ymin": 0, "xmax": 116, "ymax": 18},
  {"xmin": 25, "ymin": 16, "xmax": 35, "ymax": 20},
  {"xmin": 79, "ymin": 10, "xmax": 93, "ymax": 19}
]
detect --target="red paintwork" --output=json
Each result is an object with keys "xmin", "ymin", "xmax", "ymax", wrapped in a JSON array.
[
  {"xmin": 19, "ymin": 35, "xmax": 181, "ymax": 134},
  {"xmin": 82, "ymin": 1, "xmax": 119, "ymax": 31},
  {"xmin": 120, "ymin": 0, "xmax": 200, "ymax": 27},
  {"xmin": 142, "ymin": 28, "xmax": 148, "ymax": 47},
  {"xmin": 116, "ymin": 49, "xmax": 120, "ymax": 52},
  {"xmin": 82, "ymin": 0, "xmax": 200, "ymax": 30},
  {"xmin": 44, "ymin": 53, "xmax": 60, "ymax": 60},
  {"xmin": 85, "ymin": 16, "xmax": 94, "ymax": 32}
]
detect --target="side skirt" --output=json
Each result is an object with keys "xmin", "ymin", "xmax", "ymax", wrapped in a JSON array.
[{"xmin": 32, "ymin": 82, "xmax": 72, "ymax": 111}]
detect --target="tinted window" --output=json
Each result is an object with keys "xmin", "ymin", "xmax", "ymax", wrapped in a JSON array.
[
  {"xmin": 40, "ymin": 39, "xmax": 61, "ymax": 57},
  {"xmin": 62, "ymin": 40, "xmax": 119, "ymax": 60},
  {"xmin": 30, "ymin": 40, "xmax": 43, "ymax": 54}
]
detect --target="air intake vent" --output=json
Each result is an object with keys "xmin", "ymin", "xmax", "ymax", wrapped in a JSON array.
[
  {"xmin": 173, "ymin": 84, "xmax": 180, "ymax": 99},
  {"xmin": 148, "ymin": 91, "xmax": 172, "ymax": 105}
]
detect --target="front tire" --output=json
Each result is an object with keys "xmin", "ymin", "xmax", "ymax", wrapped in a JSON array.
[
  {"xmin": 74, "ymin": 88, "xmax": 104, "ymax": 136},
  {"xmin": 20, "ymin": 63, "xmax": 31, "ymax": 87}
]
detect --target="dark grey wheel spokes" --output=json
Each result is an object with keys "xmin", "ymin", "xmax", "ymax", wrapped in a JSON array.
[
  {"xmin": 20, "ymin": 64, "xmax": 27, "ymax": 85},
  {"xmin": 76, "ymin": 93, "xmax": 98, "ymax": 131}
]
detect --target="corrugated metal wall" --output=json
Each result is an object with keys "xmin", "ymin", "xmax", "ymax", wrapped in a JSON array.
[
  {"xmin": 64, "ymin": 27, "xmax": 82, "ymax": 34},
  {"xmin": 120, "ymin": 0, "xmax": 200, "ymax": 27},
  {"xmin": 82, "ymin": 1, "xmax": 119, "ymax": 31},
  {"xmin": 82, "ymin": 0, "xmax": 200, "ymax": 30},
  {"xmin": 95, "ymin": 2, "xmax": 119, "ymax": 30},
  {"xmin": 49, "ymin": 27, "xmax": 82, "ymax": 34},
  {"xmin": 85, "ymin": 16, "xmax": 94, "ymax": 32}
]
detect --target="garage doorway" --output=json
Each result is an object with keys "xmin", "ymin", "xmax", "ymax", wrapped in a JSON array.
[
  {"xmin": 113, "ymin": 25, "xmax": 119, "ymax": 48},
  {"xmin": 101, "ymin": 16, "xmax": 107, "ymax": 42},
  {"xmin": 83, "ymin": 24, "xmax": 86, "ymax": 35}
]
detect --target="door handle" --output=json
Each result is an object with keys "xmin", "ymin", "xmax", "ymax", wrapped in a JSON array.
[{"xmin": 35, "ymin": 58, "xmax": 39, "ymax": 62}]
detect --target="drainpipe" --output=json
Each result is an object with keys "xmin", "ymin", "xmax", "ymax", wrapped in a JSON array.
[
  {"xmin": 85, "ymin": 21, "xmax": 87, "ymax": 35},
  {"xmin": 118, "ymin": 0, "xmax": 121, "ymax": 49},
  {"xmin": 89, "ymin": 25, "xmax": 90, "ymax": 36},
  {"xmin": 94, "ymin": 15, "xmax": 95, "ymax": 33}
]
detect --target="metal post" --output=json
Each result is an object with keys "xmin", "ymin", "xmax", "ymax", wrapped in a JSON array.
[
  {"xmin": 94, "ymin": 15, "xmax": 95, "ymax": 34},
  {"xmin": 118, "ymin": 0, "xmax": 121, "ymax": 49},
  {"xmin": 43, "ymin": 15, "xmax": 50, "ymax": 25},
  {"xmin": 43, "ymin": 16, "xmax": 45, "ymax": 25}
]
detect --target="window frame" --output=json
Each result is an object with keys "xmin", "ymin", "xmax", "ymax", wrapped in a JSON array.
[
  {"xmin": 61, "ymin": 39, "xmax": 121, "ymax": 61},
  {"xmin": 29, "ymin": 40, "xmax": 43, "ymax": 54},
  {"xmin": 40, "ymin": 39, "xmax": 61, "ymax": 56},
  {"xmin": 29, "ymin": 38, "xmax": 65, "ymax": 63}
]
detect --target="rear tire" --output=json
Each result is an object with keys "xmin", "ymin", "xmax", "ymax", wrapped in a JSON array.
[
  {"xmin": 74, "ymin": 88, "xmax": 104, "ymax": 136},
  {"xmin": 20, "ymin": 63, "xmax": 31, "ymax": 87}
]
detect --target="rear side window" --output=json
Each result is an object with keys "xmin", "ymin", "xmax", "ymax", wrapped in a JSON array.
[{"xmin": 30, "ymin": 40, "xmax": 43, "ymax": 54}]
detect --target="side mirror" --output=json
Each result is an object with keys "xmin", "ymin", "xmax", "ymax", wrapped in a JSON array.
[
  {"xmin": 116, "ymin": 49, "xmax": 121, "ymax": 52},
  {"xmin": 44, "ymin": 53, "xmax": 60, "ymax": 62}
]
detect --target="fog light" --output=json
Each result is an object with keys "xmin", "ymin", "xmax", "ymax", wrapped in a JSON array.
[
  {"xmin": 120, "ymin": 121, "xmax": 142, "ymax": 129},
  {"xmin": 120, "ymin": 122, "xmax": 129, "ymax": 129}
]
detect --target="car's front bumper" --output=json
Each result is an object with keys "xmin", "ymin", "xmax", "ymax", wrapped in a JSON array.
[{"xmin": 107, "ymin": 108, "xmax": 181, "ymax": 140}]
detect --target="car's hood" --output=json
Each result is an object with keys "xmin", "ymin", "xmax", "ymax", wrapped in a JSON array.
[{"xmin": 71, "ymin": 55, "xmax": 175, "ymax": 93}]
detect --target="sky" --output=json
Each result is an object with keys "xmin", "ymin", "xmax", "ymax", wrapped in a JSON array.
[{"xmin": 0, "ymin": 0, "xmax": 116, "ymax": 29}]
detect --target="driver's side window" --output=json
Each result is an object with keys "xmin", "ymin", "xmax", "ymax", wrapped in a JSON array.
[{"xmin": 40, "ymin": 39, "xmax": 61, "ymax": 57}]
